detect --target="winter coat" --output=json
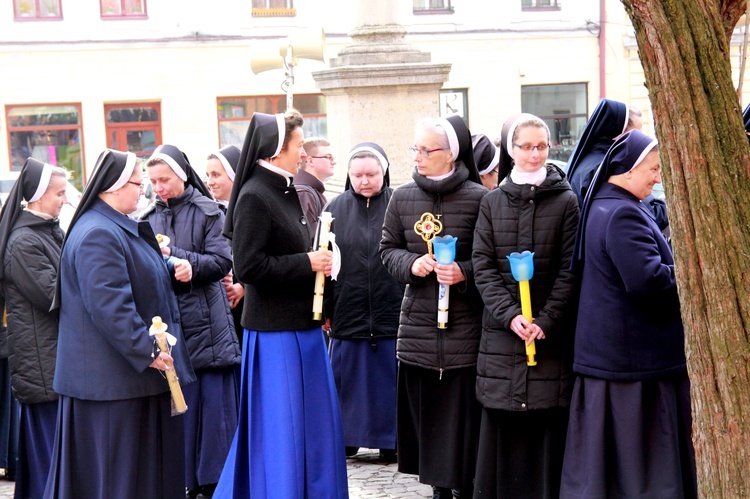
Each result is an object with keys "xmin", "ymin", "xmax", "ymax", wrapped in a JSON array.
[
  {"xmin": 141, "ymin": 185, "xmax": 240, "ymax": 371},
  {"xmin": 54, "ymin": 199, "xmax": 196, "ymax": 401},
  {"xmin": 3, "ymin": 211, "xmax": 62, "ymax": 404},
  {"xmin": 472, "ymin": 164, "xmax": 579, "ymax": 411},
  {"xmin": 325, "ymin": 187, "xmax": 404, "ymax": 344},
  {"xmin": 380, "ymin": 164, "xmax": 486, "ymax": 374},
  {"xmin": 231, "ymin": 166, "xmax": 320, "ymax": 332},
  {"xmin": 574, "ymin": 182, "xmax": 685, "ymax": 380}
]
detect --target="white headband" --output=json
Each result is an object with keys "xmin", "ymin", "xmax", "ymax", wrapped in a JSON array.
[
  {"xmin": 150, "ymin": 152, "xmax": 187, "ymax": 181},
  {"xmin": 347, "ymin": 146, "xmax": 389, "ymax": 174},
  {"xmin": 628, "ymin": 140, "xmax": 658, "ymax": 173},
  {"xmin": 436, "ymin": 118, "xmax": 459, "ymax": 159},
  {"xmin": 478, "ymin": 145, "xmax": 500, "ymax": 176},
  {"xmin": 105, "ymin": 152, "xmax": 138, "ymax": 192},
  {"xmin": 272, "ymin": 114, "xmax": 285, "ymax": 158},
  {"xmin": 215, "ymin": 152, "xmax": 236, "ymax": 182},
  {"xmin": 29, "ymin": 163, "xmax": 53, "ymax": 203}
]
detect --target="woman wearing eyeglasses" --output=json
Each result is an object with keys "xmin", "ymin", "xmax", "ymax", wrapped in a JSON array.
[
  {"xmin": 380, "ymin": 115, "xmax": 485, "ymax": 498},
  {"xmin": 471, "ymin": 113, "xmax": 580, "ymax": 498}
]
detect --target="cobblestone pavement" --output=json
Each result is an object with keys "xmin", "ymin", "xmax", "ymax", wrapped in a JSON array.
[{"xmin": 0, "ymin": 450, "xmax": 433, "ymax": 498}]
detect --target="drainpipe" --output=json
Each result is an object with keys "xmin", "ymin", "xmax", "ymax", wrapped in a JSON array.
[{"xmin": 599, "ymin": 0, "xmax": 606, "ymax": 99}]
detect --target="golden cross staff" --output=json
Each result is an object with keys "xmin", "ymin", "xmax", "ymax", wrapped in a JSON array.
[{"xmin": 414, "ymin": 213, "xmax": 443, "ymax": 256}]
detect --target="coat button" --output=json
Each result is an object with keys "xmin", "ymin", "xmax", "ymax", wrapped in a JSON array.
[
  {"xmin": 521, "ymin": 403, "xmax": 527, "ymax": 408},
  {"xmin": 530, "ymin": 186, "xmax": 535, "ymax": 191},
  {"xmin": 529, "ymin": 200, "xmax": 534, "ymax": 204}
]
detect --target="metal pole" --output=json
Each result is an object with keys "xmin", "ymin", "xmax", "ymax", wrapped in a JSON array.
[{"xmin": 286, "ymin": 39, "xmax": 294, "ymax": 110}]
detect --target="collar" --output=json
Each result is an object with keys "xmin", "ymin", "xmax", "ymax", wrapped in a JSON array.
[{"xmin": 259, "ymin": 159, "xmax": 294, "ymax": 186}]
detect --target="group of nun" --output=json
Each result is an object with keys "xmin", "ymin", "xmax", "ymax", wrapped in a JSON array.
[{"xmin": 0, "ymin": 97, "xmax": 697, "ymax": 499}]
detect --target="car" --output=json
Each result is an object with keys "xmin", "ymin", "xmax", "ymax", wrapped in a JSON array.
[{"xmin": 0, "ymin": 170, "xmax": 82, "ymax": 232}]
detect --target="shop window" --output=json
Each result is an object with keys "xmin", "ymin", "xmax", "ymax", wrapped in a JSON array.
[
  {"xmin": 521, "ymin": 83, "xmax": 587, "ymax": 163},
  {"xmin": 13, "ymin": 0, "xmax": 62, "ymax": 20},
  {"xmin": 104, "ymin": 103, "xmax": 161, "ymax": 160},
  {"xmin": 252, "ymin": 0, "xmax": 295, "ymax": 17},
  {"xmin": 101, "ymin": 0, "xmax": 147, "ymax": 18},
  {"xmin": 413, "ymin": 0, "xmax": 453, "ymax": 14},
  {"xmin": 217, "ymin": 95, "xmax": 326, "ymax": 147},
  {"xmin": 521, "ymin": 0, "xmax": 560, "ymax": 11},
  {"xmin": 6, "ymin": 104, "xmax": 85, "ymax": 190}
]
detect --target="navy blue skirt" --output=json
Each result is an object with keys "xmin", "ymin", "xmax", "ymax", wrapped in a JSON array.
[
  {"xmin": 15, "ymin": 400, "xmax": 57, "ymax": 499},
  {"xmin": 0, "ymin": 359, "xmax": 19, "ymax": 475},
  {"xmin": 183, "ymin": 367, "xmax": 238, "ymax": 488},
  {"xmin": 215, "ymin": 328, "xmax": 349, "ymax": 498},
  {"xmin": 329, "ymin": 337, "xmax": 397, "ymax": 450},
  {"xmin": 560, "ymin": 375, "xmax": 697, "ymax": 499},
  {"xmin": 43, "ymin": 393, "xmax": 185, "ymax": 499}
]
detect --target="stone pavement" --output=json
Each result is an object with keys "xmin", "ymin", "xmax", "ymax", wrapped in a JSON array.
[{"xmin": 0, "ymin": 450, "xmax": 434, "ymax": 498}]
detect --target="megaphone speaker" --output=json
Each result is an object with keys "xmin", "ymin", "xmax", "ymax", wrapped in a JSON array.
[
  {"xmin": 279, "ymin": 27, "xmax": 325, "ymax": 62},
  {"xmin": 250, "ymin": 43, "xmax": 285, "ymax": 74}
]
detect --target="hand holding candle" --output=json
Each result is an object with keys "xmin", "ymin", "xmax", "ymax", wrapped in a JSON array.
[
  {"xmin": 507, "ymin": 251, "xmax": 537, "ymax": 367},
  {"xmin": 433, "ymin": 235, "xmax": 458, "ymax": 329},
  {"xmin": 312, "ymin": 211, "xmax": 334, "ymax": 320},
  {"xmin": 150, "ymin": 316, "xmax": 188, "ymax": 415}
]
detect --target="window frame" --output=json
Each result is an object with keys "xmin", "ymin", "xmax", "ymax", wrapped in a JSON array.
[
  {"xmin": 5, "ymin": 102, "xmax": 86, "ymax": 189},
  {"xmin": 413, "ymin": 0, "xmax": 453, "ymax": 15},
  {"xmin": 521, "ymin": 0, "xmax": 561, "ymax": 12},
  {"xmin": 216, "ymin": 94, "xmax": 326, "ymax": 147},
  {"xmin": 103, "ymin": 103, "xmax": 162, "ymax": 160},
  {"xmin": 100, "ymin": 0, "xmax": 148, "ymax": 19},
  {"xmin": 13, "ymin": 0, "xmax": 63, "ymax": 21},
  {"xmin": 252, "ymin": 0, "xmax": 295, "ymax": 17}
]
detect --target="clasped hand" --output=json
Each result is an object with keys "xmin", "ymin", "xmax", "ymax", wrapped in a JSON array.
[
  {"xmin": 509, "ymin": 314, "xmax": 546, "ymax": 345},
  {"xmin": 308, "ymin": 249, "xmax": 333, "ymax": 276},
  {"xmin": 410, "ymin": 254, "xmax": 465, "ymax": 285}
]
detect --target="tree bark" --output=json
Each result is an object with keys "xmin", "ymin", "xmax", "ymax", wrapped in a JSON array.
[{"xmin": 621, "ymin": 0, "xmax": 750, "ymax": 496}]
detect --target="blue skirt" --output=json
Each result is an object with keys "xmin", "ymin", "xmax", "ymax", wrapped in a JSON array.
[
  {"xmin": 214, "ymin": 328, "xmax": 349, "ymax": 498},
  {"xmin": 15, "ymin": 400, "xmax": 58, "ymax": 499},
  {"xmin": 0, "ymin": 359, "xmax": 19, "ymax": 475},
  {"xmin": 329, "ymin": 338, "xmax": 396, "ymax": 450},
  {"xmin": 183, "ymin": 367, "xmax": 238, "ymax": 488}
]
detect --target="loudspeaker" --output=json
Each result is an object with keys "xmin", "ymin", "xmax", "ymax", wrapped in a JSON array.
[
  {"xmin": 280, "ymin": 28, "xmax": 325, "ymax": 62},
  {"xmin": 250, "ymin": 43, "xmax": 285, "ymax": 74}
]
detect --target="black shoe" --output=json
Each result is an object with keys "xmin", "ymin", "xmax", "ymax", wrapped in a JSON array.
[
  {"xmin": 198, "ymin": 483, "xmax": 217, "ymax": 497},
  {"xmin": 378, "ymin": 448, "xmax": 397, "ymax": 462},
  {"xmin": 452, "ymin": 488, "xmax": 472, "ymax": 498},
  {"xmin": 186, "ymin": 488, "xmax": 199, "ymax": 499},
  {"xmin": 345, "ymin": 446, "xmax": 359, "ymax": 457},
  {"xmin": 432, "ymin": 486, "xmax": 452, "ymax": 499}
]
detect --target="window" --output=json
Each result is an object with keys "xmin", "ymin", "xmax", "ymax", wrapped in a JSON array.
[
  {"xmin": 104, "ymin": 103, "xmax": 161, "ymax": 160},
  {"xmin": 439, "ymin": 89, "xmax": 468, "ymax": 124},
  {"xmin": 6, "ymin": 104, "xmax": 85, "ymax": 190},
  {"xmin": 217, "ymin": 95, "xmax": 326, "ymax": 147},
  {"xmin": 521, "ymin": 83, "xmax": 587, "ymax": 163},
  {"xmin": 413, "ymin": 0, "xmax": 453, "ymax": 14},
  {"xmin": 13, "ymin": 0, "xmax": 62, "ymax": 20},
  {"xmin": 521, "ymin": 0, "xmax": 560, "ymax": 11},
  {"xmin": 252, "ymin": 0, "xmax": 295, "ymax": 17},
  {"xmin": 100, "ymin": 0, "xmax": 147, "ymax": 18}
]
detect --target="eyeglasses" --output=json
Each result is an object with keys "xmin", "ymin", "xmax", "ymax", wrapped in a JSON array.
[
  {"xmin": 127, "ymin": 181, "xmax": 144, "ymax": 190},
  {"xmin": 310, "ymin": 155, "xmax": 335, "ymax": 162},
  {"xmin": 408, "ymin": 146, "xmax": 447, "ymax": 158},
  {"xmin": 513, "ymin": 143, "xmax": 550, "ymax": 152}
]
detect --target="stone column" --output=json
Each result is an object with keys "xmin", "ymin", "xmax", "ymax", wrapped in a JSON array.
[{"xmin": 312, "ymin": 3, "xmax": 451, "ymax": 188}]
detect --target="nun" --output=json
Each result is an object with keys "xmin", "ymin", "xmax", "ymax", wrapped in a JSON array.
[
  {"xmin": 379, "ymin": 115, "xmax": 486, "ymax": 498},
  {"xmin": 472, "ymin": 134, "xmax": 501, "ymax": 190},
  {"xmin": 141, "ymin": 144, "xmax": 240, "ymax": 498},
  {"xmin": 45, "ymin": 149, "xmax": 196, "ymax": 498},
  {"xmin": 215, "ymin": 110, "xmax": 348, "ymax": 498},
  {"xmin": 206, "ymin": 145, "xmax": 246, "ymax": 352},
  {"xmin": 560, "ymin": 130, "xmax": 697, "ymax": 498},
  {"xmin": 471, "ymin": 113, "xmax": 579, "ymax": 498},
  {"xmin": 0, "ymin": 158, "xmax": 67, "ymax": 498},
  {"xmin": 324, "ymin": 143, "xmax": 404, "ymax": 461}
]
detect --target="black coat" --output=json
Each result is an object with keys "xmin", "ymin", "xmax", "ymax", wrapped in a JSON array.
[
  {"xmin": 2, "ymin": 211, "xmax": 62, "ymax": 404},
  {"xmin": 231, "ymin": 166, "xmax": 320, "ymax": 332},
  {"xmin": 380, "ymin": 164, "xmax": 485, "ymax": 372},
  {"xmin": 142, "ymin": 185, "xmax": 240, "ymax": 370},
  {"xmin": 574, "ymin": 183, "xmax": 685, "ymax": 380},
  {"xmin": 324, "ymin": 187, "xmax": 404, "ymax": 343},
  {"xmin": 472, "ymin": 164, "xmax": 579, "ymax": 411}
]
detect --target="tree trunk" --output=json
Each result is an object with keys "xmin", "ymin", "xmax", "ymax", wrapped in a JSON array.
[{"xmin": 621, "ymin": 0, "xmax": 750, "ymax": 496}]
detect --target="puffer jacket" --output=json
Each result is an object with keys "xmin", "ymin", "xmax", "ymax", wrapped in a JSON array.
[
  {"xmin": 472, "ymin": 164, "xmax": 579, "ymax": 411},
  {"xmin": 325, "ymin": 186, "xmax": 404, "ymax": 344},
  {"xmin": 141, "ymin": 185, "xmax": 240, "ymax": 370},
  {"xmin": 380, "ymin": 163, "xmax": 486, "ymax": 374},
  {"xmin": 3, "ymin": 211, "xmax": 63, "ymax": 404}
]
